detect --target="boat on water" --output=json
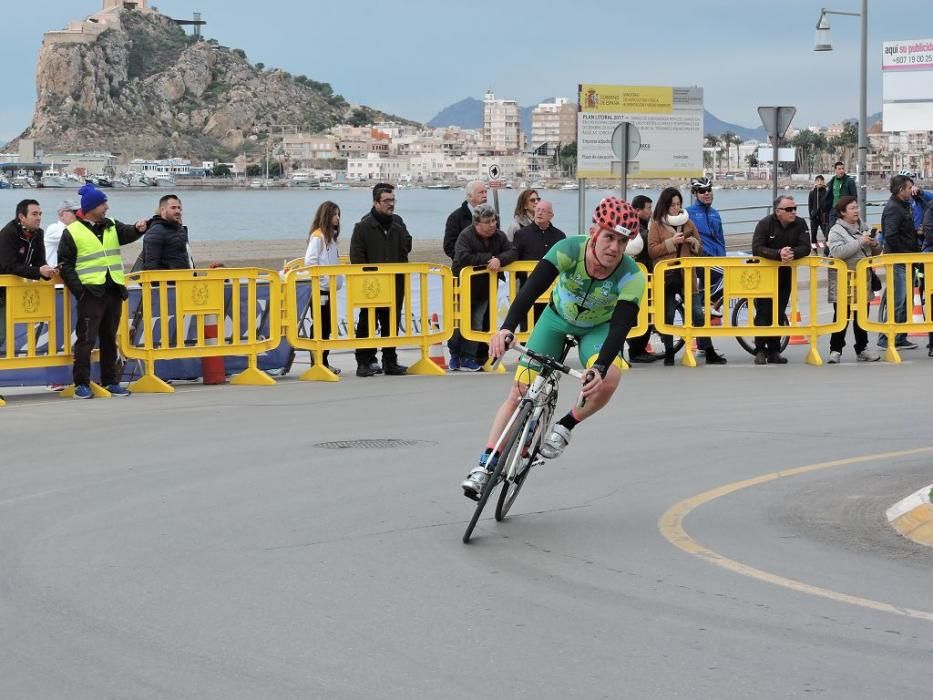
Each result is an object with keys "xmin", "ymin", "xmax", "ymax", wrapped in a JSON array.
[
  {"xmin": 426, "ymin": 183, "xmax": 450, "ymax": 190},
  {"xmin": 11, "ymin": 175, "xmax": 36, "ymax": 189},
  {"xmin": 154, "ymin": 174, "xmax": 176, "ymax": 187},
  {"xmin": 559, "ymin": 182, "xmax": 579, "ymax": 190},
  {"xmin": 0, "ymin": 176, "xmax": 11, "ymax": 190},
  {"xmin": 40, "ymin": 170, "xmax": 71, "ymax": 188}
]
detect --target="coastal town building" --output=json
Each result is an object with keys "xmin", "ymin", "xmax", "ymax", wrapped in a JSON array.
[
  {"xmin": 41, "ymin": 152, "xmax": 117, "ymax": 175},
  {"xmin": 483, "ymin": 90, "xmax": 522, "ymax": 154},
  {"xmin": 530, "ymin": 98, "xmax": 577, "ymax": 150},
  {"xmin": 282, "ymin": 134, "xmax": 338, "ymax": 164},
  {"xmin": 127, "ymin": 157, "xmax": 194, "ymax": 178}
]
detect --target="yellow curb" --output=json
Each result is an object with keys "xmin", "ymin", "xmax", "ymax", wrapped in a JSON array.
[{"xmin": 886, "ymin": 486, "xmax": 933, "ymax": 547}]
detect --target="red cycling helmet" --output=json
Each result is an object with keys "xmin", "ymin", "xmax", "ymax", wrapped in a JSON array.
[{"xmin": 592, "ymin": 197, "xmax": 639, "ymax": 238}]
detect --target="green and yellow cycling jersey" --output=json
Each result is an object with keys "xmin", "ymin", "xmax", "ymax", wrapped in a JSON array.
[{"xmin": 543, "ymin": 236, "xmax": 645, "ymax": 328}]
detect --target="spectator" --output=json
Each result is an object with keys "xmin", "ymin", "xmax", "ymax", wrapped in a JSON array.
[
  {"xmin": 0, "ymin": 199, "xmax": 57, "ymax": 393},
  {"xmin": 506, "ymin": 188, "xmax": 539, "ymax": 240},
  {"xmin": 349, "ymin": 183, "xmax": 412, "ymax": 377},
  {"xmin": 807, "ymin": 175, "xmax": 829, "ymax": 252},
  {"xmin": 444, "ymin": 180, "xmax": 489, "ymax": 370},
  {"xmin": 443, "ymin": 180, "xmax": 488, "ymax": 260},
  {"xmin": 878, "ymin": 174, "xmax": 920, "ymax": 351},
  {"xmin": 302, "ymin": 201, "xmax": 343, "ymax": 374},
  {"xmin": 686, "ymin": 176, "xmax": 727, "ymax": 321},
  {"xmin": 751, "ymin": 196, "xmax": 811, "ymax": 365},
  {"xmin": 906, "ymin": 176, "xmax": 932, "ymax": 236},
  {"xmin": 58, "ymin": 183, "xmax": 148, "ymax": 398},
  {"xmin": 44, "ymin": 199, "xmax": 79, "ymax": 267},
  {"xmin": 627, "ymin": 194, "xmax": 656, "ymax": 363},
  {"xmin": 513, "ymin": 199, "xmax": 566, "ymax": 326},
  {"xmin": 922, "ymin": 201, "xmax": 933, "ymax": 356},
  {"xmin": 452, "ymin": 204, "xmax": 517, "ymax": 371},
  {"xmin": 823, "ymin": 161, "xmax": 857, "ymax": 228},
  {"xmin": 141, "ymin": 194, "xmax": 193, "ymax": 270},
  {"xmin": 647, "ymin": 187, "xmax": 726, "ymax": 366},
  {"xmin": 826, "ymin": 195, "xmax": 881, "ymax": 363}
]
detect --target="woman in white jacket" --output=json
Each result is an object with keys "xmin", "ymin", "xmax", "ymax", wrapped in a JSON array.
[
  {"xmin": 303, "ymin": 201, "xmax": 344, "ymax": 373},
  {"xmin": 826, "ymin": 195, "xmax": 881, "ymax": 363}
]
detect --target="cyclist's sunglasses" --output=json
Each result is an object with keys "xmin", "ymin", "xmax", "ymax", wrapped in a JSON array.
[{"xmin": 694, "ymin": 187, "xmax": 713, "ymax": 194}]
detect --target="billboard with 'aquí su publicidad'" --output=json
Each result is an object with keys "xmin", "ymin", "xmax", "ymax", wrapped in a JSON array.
[
  {"xmin": 882, "ymin": 38, "xmax": 933, "ymax": 132},
  {"xmin": 576, "ymin": 84, "xmax": 704, "ymax": 179}
]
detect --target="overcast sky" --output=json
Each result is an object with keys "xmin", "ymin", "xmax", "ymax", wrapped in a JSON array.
[{"xmin": 0, "ymin": 0, "xmax": 918, "ymax": 143}]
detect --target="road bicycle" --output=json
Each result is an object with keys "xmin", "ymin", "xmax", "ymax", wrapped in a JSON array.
[{"xmin": 462, "ymin": 335, "xmax": 585, "ymax": 544}]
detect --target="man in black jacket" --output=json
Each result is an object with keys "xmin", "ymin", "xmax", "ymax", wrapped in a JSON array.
[
  {"xmin": 444, "ymin": 180, "xmax": 489, "ymax": 370},
  {"xmin": 58, "ymin": 184, "xmax": 148, "ymax": 398},
  {"xmin": 878, "ymin": 174, "xmax": 920, "ymax": 350},
  {"xmin": 513, "ymin": 199, "xmax": 565, "ymax": 328},
  {"xmin": 349, "ymin": 183, "xmax": 412, "ymax": 377},
  {"xmin": 807, "ymin": 175, "xmax": 828, "ymax": 252},
  {"xmin": 141, "ymin": 194, "xmax": 192, "ymax": 270},
  {"xmin": 0, "ymin": 200, "xmax": 57, "ymax": 385},
  {"xmin": 452, "ymin": 204, "xmax": 517, "ymax": 371},
  {"xmin": 751, "ymin": 196, "xmax": 811, "ymax": 364},
  {"xmin": 626, "ymin": 195, "xmax": 656, "ymax": 362},
  {"xmin": 443, "ymin": 180, "xmax": 487, "ymax": 260}
]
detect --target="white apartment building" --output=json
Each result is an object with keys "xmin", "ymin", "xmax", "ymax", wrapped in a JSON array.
[
  {"xmin": 483, "ymin": 90, "xmax": 522, "ymax": 154},
  {"xmin": 128, "ymin": 158, "xmax": 193, "ymax": 177},
  {"xmin": 530, "ymin": 98, "xmax": 576, "ymax": 150}
]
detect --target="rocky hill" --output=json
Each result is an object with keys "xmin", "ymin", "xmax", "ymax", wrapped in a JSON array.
[{"xmin": 14, "ymin": 8, "xmax": 416, "ymax": 158}]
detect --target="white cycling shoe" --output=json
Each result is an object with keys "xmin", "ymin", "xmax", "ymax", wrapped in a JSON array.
[
  {"xmin": 540, "ymin": 424, "xmax": 572, "ymax": 459},
  {"xmin": 462, "ymin": 467, "xmax": 490, "ymax": 500}
]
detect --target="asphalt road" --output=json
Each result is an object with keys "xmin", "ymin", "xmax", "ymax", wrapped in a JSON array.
[{"xmin": 1, "ymin": 342, "xmax": 932, "ymax": 699}]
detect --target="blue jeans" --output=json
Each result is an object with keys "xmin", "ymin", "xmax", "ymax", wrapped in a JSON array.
[{"xmin": 878, "ymin": 263, "xmax": 907, "ymax": 347}]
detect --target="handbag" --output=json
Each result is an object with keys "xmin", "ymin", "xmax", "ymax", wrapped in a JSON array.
[{"xmin": 869, "ymin": 268, "xmax": 882, "ymax": 292}]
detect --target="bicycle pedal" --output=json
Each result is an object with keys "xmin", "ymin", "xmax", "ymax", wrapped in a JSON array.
[{"xmin": 530, "ymin": 457, "xmax": 545, "ymax": 468}]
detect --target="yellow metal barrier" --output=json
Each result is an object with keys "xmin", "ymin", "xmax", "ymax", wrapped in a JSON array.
[
  {"xmin": 855, "ymin": 254, "xmax": 933, "ymax": 363},
  {"xmin": 652, "ymin": 256, "xmax": 848, "ymax": 367},
  {"xmin": 283, "ymin": 263, "xmax": 454, "ymax": 381},
  {"xmin": 118, "ymin": 268, "xmax": 282, "ymax": 393},
  {"xmin": 0, "ymin": 276, "xmax": 81, "ymax": 406},
  {"xmin": 457, "ymin": 261, "xmax": 650, "ymax": 371}
]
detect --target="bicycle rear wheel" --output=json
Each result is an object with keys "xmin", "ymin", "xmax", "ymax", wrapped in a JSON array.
[
  {"xmin": 495, "ymin": 401, "xmax": 549, "ymax": 521},
  {"xmin": 732, "ymin": 298, "xmax": 790, "ymax": 355},
  {"xmin": 463, "ymin": 402, "xmax": 532, "ymax": 543}
]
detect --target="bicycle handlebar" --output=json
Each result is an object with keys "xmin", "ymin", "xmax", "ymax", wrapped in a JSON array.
[{"xmin": 497, "ymin": 340, "xmax": 585, "ymax": 380}]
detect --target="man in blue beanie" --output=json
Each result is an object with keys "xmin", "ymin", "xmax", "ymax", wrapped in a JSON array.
[{"xmin": 57, "ymin": 183, "xmax": 149, "ymax": 399}]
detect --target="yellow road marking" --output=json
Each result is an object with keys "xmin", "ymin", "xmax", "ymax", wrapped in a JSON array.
[{"xmin": 658, "ymin": 447, "xmax": 933, "ymax": 622}]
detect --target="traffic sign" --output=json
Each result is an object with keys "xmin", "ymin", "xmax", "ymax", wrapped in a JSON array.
[
  {"xmin": 757, "ymin": 106, "xmax": 796, "ymax": 141},
  {"xmin": 488, "ymin": 164, "xmax": 501, "ymax": 179},
  {"xmin": 488, "ymin": 179, "xmax": 504, "ymax": 190},
  {"xmin": 610, "ymin": 122, "xmax": 641, "ymax": 160}
]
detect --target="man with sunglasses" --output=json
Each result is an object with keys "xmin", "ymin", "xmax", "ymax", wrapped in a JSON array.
[
  {"xmin": 751, "ymin": 196, "xmax": 811, "ymax": 365},
  {"xmin": 461, "ymin": 197, "xmax": 645, "ymax": 499}
]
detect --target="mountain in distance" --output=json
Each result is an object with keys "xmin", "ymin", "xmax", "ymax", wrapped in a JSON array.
[
  {"xmin": 427, "ymin": 96, "xmax": 546, "ymax": 136},
  {"xmin": 428, "ymin": 97, "xmax": 770, "ymax": 141}
]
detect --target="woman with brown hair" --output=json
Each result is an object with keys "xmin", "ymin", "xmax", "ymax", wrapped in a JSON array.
[
  {"xmin": 647, "ymin": 187, "xmax": 726, "ymax": 366},
  {"xmin": 506, "ymin": 188, "xmax": 539, "ymax": 240},
  {"xmin": 301, "ymin": 200, "xmax": 344, "ymax": 373}
]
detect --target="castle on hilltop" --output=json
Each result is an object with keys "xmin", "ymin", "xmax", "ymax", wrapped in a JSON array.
[{"xmin": 44, "ymin": 1, "xmax": 204, "ymax": 46}]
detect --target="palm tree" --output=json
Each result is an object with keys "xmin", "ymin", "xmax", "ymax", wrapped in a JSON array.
[
  {"xmin": 720, "ymin": 131, "xmax": 737, "ymax": 172},
  {"xmin": 731, "ymin": 134, "xmax": 743, "ymax": 170},
  {"xmin": 704, "ymin": 134, "xmax": 721, "ymax": 176}
]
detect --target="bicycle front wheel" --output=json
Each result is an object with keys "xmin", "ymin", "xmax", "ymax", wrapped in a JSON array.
[
  {"xmin": 495, "ymin": 402, "xmax": 546, "ymax": 522},
  {"xmin": 463, "ymin": 402, "xmax": 533, "ymax": 543}
]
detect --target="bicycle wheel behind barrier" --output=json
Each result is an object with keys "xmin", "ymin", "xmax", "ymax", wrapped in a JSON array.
[{"xmin": 731, "ymin": 298, "xmax": 790, "ymax": 355}]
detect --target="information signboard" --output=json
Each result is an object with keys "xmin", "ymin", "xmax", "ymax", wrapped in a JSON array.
[{"xmin": 576, "ymin": 84, "xmax": 703, "ymax": 179}]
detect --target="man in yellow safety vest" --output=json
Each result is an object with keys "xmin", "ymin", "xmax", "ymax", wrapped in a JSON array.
[{"xmin": 57, "ymin": 184, "xmax": 148, "ymax": 399}]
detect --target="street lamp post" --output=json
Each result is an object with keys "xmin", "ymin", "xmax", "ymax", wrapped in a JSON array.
[{"xmin": 814, "ymin": 0, "xmax": 868, "ymax": 219}]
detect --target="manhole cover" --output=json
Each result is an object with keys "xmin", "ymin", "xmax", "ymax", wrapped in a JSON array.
[{"xmin": 314, "ymin": 439, "xmax": 434, "ymax": 450}]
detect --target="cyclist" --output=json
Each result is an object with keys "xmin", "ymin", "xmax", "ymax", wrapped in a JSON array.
[
  {"xmin": 461, "ymin": 197, "xmax": 646, "ymax": 500},
  {"xmin": 686, "ymin": 177, "xmax": 726, "ymax": 317}
]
